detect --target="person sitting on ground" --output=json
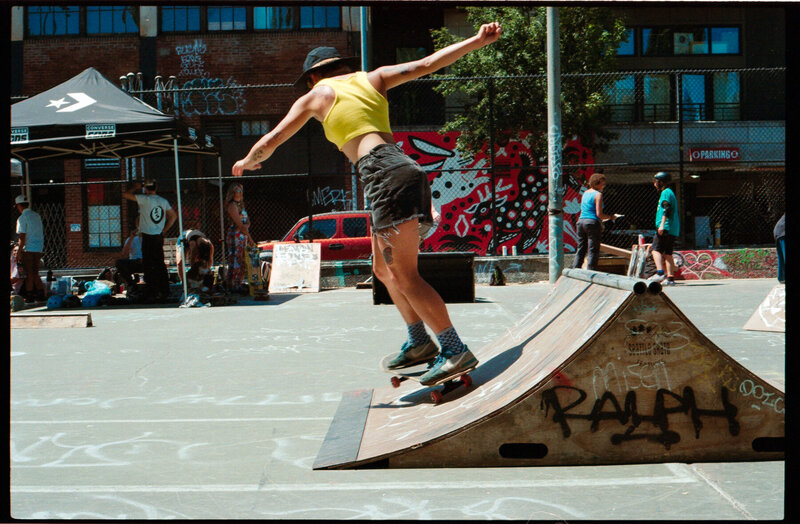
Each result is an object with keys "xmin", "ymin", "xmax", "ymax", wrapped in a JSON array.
[{"xmin": 177, "ymin": 229, "xmax": 214, "ymax": 291}]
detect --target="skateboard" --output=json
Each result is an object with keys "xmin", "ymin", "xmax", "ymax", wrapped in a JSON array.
[
  {"xmin": 244, "ymin": 245, "xmax": 268, "ymax": 299},
  {"xmin": 379, "ymin": 353, "xmax": 477, "ymax": 404}
]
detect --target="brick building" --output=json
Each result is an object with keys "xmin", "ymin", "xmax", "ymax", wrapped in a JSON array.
[{"xmin": 9, "ymin": 5, "xmax": 786, "ymax": 268}]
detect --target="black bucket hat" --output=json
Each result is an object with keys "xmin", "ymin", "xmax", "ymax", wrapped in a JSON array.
[{"xmin": 293, "ymin": 47, "xmax": 360, "ymax": 91}]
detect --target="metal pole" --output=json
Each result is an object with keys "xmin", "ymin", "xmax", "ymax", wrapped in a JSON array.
[
  {"xmin": 676, "ymin": 73, "xmax": 686, "ymax": 246},
  {"xmin": 360, "ymin": 7, "xmax": 368, "ymax": 72},
  {"xmin": 359, "ymin": 6, "xmax": 369, "ymax": 211},
  {"xmin": 23, "ymin": 160, "xmax": 32, "ymax": 204},
  {"xmin": 547, "ymin": 7, "xmax": 564, "ymax": 283},
  {"xmin": 488, "ymin": 78, "xmax": 497, "ymax": 255},
  {"xmin": 173, "ymin": 138, "xmax": 188, "ymax": 304},
  {"xmin": 217, "ymin": 155, "xmax": 226, "ymax": 278}
]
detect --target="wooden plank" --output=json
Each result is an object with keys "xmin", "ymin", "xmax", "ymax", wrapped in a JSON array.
[
  {"xmin": 11, "ymin": 312, "xmax": 93, "ymax": 329},
  {"xmin": 599, "ymin": 243, "xmax": 632, "ymax": 258},
  {"xmin": 313, "ymin": 389, "xmax": 373, "ymax": 470}
]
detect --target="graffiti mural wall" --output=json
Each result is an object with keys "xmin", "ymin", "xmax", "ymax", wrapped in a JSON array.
[
  {"xmin": 394, "ymin": 131, "xmax": 595, "ymax": 255},
  {"xmin": 175, "ymin": 39, "xmax": 246, "ymax": 117},
  {"xmin": 674, "ymin": 248, "xmax": 778, "ymax": 280}
]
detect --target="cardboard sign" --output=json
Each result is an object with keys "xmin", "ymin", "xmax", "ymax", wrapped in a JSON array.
[{"xmin": 268, "ymin": 242, "xmax": 321, "ymax": 294}]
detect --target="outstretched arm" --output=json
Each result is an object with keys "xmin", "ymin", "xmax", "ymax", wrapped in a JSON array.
[
  {"xmin": 232, "ymin": 93, "xmax": 319, "ymax": 176},
  {"xmin": 371, "ymin": 22, "xmax": 501, "ymax": 91}
]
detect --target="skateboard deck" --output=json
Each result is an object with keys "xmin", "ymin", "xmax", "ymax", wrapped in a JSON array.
[
  {"xmin": 380, "ymin": 353, "xmax": 477, "ymax": 404},
  {"xmin": 244, "ymin": 245, "xmax": 268, "ymax": 298}
]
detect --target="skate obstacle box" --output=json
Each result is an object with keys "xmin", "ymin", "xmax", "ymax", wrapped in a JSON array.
[
  {"xmin": 743, "ymin": 284, "xmax": 785, "ymax": 333},
  {"xmin": 315, "ymin": 268, "xmax": 784, "ymax": 469},
  {"xmin": 372, "ymin": 251, "xmax": 475, "ymax": 304}
]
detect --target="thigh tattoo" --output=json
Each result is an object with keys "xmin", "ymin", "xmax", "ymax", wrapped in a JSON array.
[{"xmin": 382, "ymin": 246, "xmax": 394, "ymax": 265}]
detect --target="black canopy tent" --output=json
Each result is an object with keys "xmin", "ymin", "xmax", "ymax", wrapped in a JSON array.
[{"xmin": 11, "ymin": 67, "xmax": 226, "ymax": 304}]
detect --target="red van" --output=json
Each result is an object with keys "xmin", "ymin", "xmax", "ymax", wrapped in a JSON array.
[{"xmin": 257, "ymin": 210, "xmax": 372, "ymax": 263}]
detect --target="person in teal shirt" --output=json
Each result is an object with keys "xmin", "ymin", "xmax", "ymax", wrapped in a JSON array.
[{"xmin": 648, "ymin": 171, "xmax": 680, "ymax": 285}]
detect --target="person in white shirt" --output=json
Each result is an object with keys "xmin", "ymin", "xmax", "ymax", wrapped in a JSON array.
[
  {"xmin": 123, "ymin": 179, "xmax": 177, "ymax": 300},
  {"xmin": 14, "ymin": 195, "xmax": 46, "ymax": 301}
]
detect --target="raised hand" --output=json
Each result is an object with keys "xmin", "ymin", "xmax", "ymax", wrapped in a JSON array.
[{"xmin": 476, "ymin": 22, "xmax": 502, "ymax": 46}]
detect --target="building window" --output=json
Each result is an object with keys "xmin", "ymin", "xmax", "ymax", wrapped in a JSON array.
[
  {"xmin": 644, "ymin": 74, "xmax": 671, "ymax": 121},
  {"xmin": 300, "ymin": 6, "xmax": 340, "ymax": 29},
  {"xmin": 208, "ymin": 6, "xmax": 246, "ymax": 31},
  {"xmin": 85, "ymin": 181, "xmax": 122, "ymax": 249},
  {"xmin": 641, "ymin": 28, "xmax": 672, "ymax": 56},
  {"xmin": 606, "ymin": 75, "xmax": 636, "ymax": 122},
  {"xmin": 712, "ymin": 72, "xmax": 740, "ymax": 120},
  {"xmin": 86, "ymin": 6, "xmax": 138, "ymax": 34},
  {"xmin": 253, "ymin": 6, "xmax": 340, "ymax": 30},
  {"xmin": 161, "ymin": 6, "xmax": 201, "ymax": 32},
  {"xmin": 26, "ymin": 6, "xmax": 80, "ymax": 36},
  {"xmin": 711, "ymin": 27, "xmax": 740, "ymax": 54},
  {"xmin": 254, "ymin": 7, "xmax": 292, "ymax": 29},
  {"xmin": 617, "ymin": 28, "xmax": 635, "ymax": 56},
  {"xmin": 681, "ymin": 74, "xmax": 706, "ymax": 121},
  {"xmin": 641, "ymin": 26, "xmax": 740, "ymax": 56},
  {"xmin": 241, "ymin": 120, "xmax": 270, "ymax": 136},
  {"xmin": 673, "ymin": 27, "xmax": 708, "ymax": 55}
]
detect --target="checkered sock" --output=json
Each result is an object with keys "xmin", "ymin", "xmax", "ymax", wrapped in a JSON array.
[
  {"xmin": 406, "ymin": 320, "xmax": 431, "ymax": 347},
  {"xmin": 435, "ymin": 326, "xmax": 466, "ymax": 356}
]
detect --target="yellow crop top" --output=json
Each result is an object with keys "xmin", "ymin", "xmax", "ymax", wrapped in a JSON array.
[{"xmin": 315, "ymin": 71, "xmax": 392, "ymax": 150}]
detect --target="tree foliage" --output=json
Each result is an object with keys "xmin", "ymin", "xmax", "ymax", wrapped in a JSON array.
[{"xmin": 431, "ymin": 6, "xmax": 628, "ymax": 158}]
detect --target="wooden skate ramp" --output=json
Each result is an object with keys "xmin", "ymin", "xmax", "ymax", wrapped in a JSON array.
[
  {"xmin": 743, "ymin": 284, "xmax": 785, "ymax": 332},
  {"xmin": 314, "ymin": 270, "xmax": 784, "ymax": 469}
]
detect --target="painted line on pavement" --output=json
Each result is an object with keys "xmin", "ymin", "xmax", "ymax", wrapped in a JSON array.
[
  {"xmin": 12, "ymin": 475, "xmax": 698, "ymax": 493},
  {"xmin": 11, "ymin": 417, "xmax": 329, "ymax": 424}
]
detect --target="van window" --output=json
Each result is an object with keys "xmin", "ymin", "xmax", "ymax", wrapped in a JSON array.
[
  {"xmin": 296, "ymin": 218, "xmax": 336, "ymax": 240},
  {"xmin": 342, "ymin": 217, "xmax": 368, "ymax": 237}
]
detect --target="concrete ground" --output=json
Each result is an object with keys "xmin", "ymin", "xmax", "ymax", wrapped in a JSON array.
[{"xmin": 10, "ymin": 278, "xmax": 785, "ymax": 520}]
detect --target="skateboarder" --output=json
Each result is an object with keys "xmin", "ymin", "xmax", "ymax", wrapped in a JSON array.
[
  {"xmin": 647, "ymin": 171, "xmax": 680, "ymax": 286},
  {"xmin": 233, "ymin": 22, "xmax": 503, "ymax": 385}
]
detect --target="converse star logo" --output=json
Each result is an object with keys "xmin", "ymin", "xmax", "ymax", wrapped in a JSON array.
[
  {"xmin": 46, "ymin": 92, "xmax": 97, "ymax": 113},
  {"xmin": 46, "ymin": 98, "xmax": 69, "ymax": 109}
]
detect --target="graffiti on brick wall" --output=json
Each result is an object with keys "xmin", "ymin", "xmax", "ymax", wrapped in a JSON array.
[
  {"xmin": 674, "ymin": 248, "xmax": 777, "ymax": 280},
  {"xmin": 175, "ymin": 39, "xmax": 246, "ymax": 117},
  {"xmin": 311, "ymin": 186, "xmax": 352, "ymax": 211},
  {"xmin": 395, "ymin": 131, "xmax": 594, "ymax": 255}
]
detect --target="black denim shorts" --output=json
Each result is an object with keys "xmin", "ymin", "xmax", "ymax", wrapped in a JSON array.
[
  {"xmin": 356, "ymin": 143, "xmax": 434, "ymax": 238},
  {"xmin": 652, "ymin": 232, "xmax": 676, "ymax": 255}
]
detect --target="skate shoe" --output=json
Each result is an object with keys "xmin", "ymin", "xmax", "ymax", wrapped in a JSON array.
[
  {"xmin": 663, "ymin": 279, "xmax": 676, "ymax": 286},
  {"xmin": 647, "ymin": 273, "xmax": 666, "ymax": 282},
  {"xmin": 386, "ymin": 340, "xmax": 439, "ymax": 369},
  {"xmin": 419, "ymin": 347, "xmax": 478, "ymax": 386}
]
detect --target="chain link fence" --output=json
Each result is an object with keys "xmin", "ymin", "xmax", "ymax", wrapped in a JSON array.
[{"xmin": 12, "ymin": 67, "xmax": 784, "ymax": 270}]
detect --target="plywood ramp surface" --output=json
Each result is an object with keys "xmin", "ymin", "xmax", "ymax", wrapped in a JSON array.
[
  {"xmin": 743, "ymin": 284, "xmax": 785, "ymax": 332},
  {"xmin": 314, "ymin": 273, "xmax": 784, "ymax": 469}
]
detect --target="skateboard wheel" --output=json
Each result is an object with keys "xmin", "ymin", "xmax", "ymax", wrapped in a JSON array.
[
  {"xmin": 461, "ymin": 374, "xmax": 472, "ymax": 387},
  {"xmin": 391, "ymin": 376, "xmax": 401, "ymax": 388},
  {"xmin": 430, "ymin": 390, "xmax": 443, "ymax": 404}
]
